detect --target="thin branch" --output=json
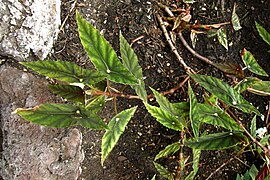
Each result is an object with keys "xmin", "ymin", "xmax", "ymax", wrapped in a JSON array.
[
  {"xmin": 155, "ymin": 1, "xmax": 174, "ymax": 17},
  {"xmin": 219, "ymin": 101, "xmax": 270, "ymax": 157},
  {"xmin": 175, "ymin": 130, "xmax": 185, "ymax": 180},
  {"xmin": 266, "ymin": 101, "xmax": 270, "ymax": 129},
  {"xmin": 92, "ymin": 76, "xmax": 189, "ymax": 100},
  {"xmin": 206, "ymin": 146, "xmax": 246, "ymax": 180},
  {"xmin": 156, "ymin": 13, "xmax": 194, "ymax": 73}
]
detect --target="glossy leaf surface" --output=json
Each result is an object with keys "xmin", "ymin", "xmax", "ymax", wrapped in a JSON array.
[
  {"xmin": 15, "ymin": 104, "xmax": 107, "ymax": 129},
  {"xmin": 196, "ymin": 103, "xmax": 242, "ymax": 131},
  {"xmin": 151, "ymin": 88, "xmax": 187, "ymax": 126},
  {"xmin": 231, "ymin": 4, "xmax": 242, "ymax": 31},
  {"xmin": 48, "ymin": 84, "xmax": 85, "ymax": 104},
  {"xmin": 189, "ymin": 82, "xmax": 200, "ymax": 138},
  {"xmin": 76, "ymin": 11, "xmax": 137, "ymax": 85},
  {"xmin": 256, "ymin": 22, "xmax": 270, "ymax": 46},
  {"xmin": 120, "ymin": 34, "xmax": 147, "ymax": 102},
  {"xmin": 241, "ymin": 49, "xmax": 268, "ymax": 76},
  {"xmin": 217, "ymin": 27, "xmax": 228, "ymax": 50},
  {"xmin": 186, "ymin": 131, "xmax": 246, "ymax": 150},
  {"xmin": 20, "ymin": 60, "xmax": 106, "ymax": 85},
  {"xmin": 153, "ymin": 162, "xmax": 174, "ymax": 180},
  {"xmin": 145, "ymin": 104, "xmax": 183, "ymax": 131},
  {"xmin": 234, "ymin": 77, "xmax": 259, "ymax": 93},
  {"xmin": 154, "ymin": 142, "xmax": 180, "ymax": 161},
  {"xmin": 189, "ymin": 74, "xmax": 260, "ymax": 115},
  {"xmin": 101, "ymin": 106, "xmax": 137, "ymax": 165}
]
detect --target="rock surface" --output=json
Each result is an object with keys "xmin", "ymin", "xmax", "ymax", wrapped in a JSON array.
[
  {"xmin": 0, "ymin": 64, "xmax": 84, "ymax": 179},
  {"xmin": 0, "ymin": 0, "xmax": 61, "ymax": 60}
]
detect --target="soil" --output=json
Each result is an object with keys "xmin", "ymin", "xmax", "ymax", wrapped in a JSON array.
[{"xmin": 48, "ymin": 0, "xmax": 270, "ymax": 179}]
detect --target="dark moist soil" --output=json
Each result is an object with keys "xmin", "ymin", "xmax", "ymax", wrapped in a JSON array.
[{"xmin": 49, "ymin": 0, "xmax": 270, "ymax": 179}]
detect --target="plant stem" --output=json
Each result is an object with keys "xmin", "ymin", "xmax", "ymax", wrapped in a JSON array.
[
  {"xmin": 156, "ymin": 13, "xmax": 193, "ymax": 73},
  {"xmin": 206, "ymin": 146, "xmax": 246, "ymax": 180},
  {"xmin": 91, "ymin": 76, "xmax": 189, "ymax": 99},
  {"xmin": 220, "ymin": 101, "xmax": 270, "ymax": 157},
  {"xmin": 175, "ymin": 130, "xmax": 185, "ymax": 180}
]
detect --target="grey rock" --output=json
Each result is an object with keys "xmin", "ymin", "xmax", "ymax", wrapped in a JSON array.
[
  {"xmin": 0, "ymin": 0, "xmax": 61, "ymax": 61},
  {"xmin": 0, "ymin": 64, "xmax": 84, "ymax": 179}
]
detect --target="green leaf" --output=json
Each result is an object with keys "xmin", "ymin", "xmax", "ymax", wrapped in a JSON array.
[
  {"xmin": 85, "ymin": 95, "xmax": 105, "ymax": 113},
  {"xmin": 154, "ymin": 142, "xmax": 180, "ymax": 161},
  {"xmin": 256, "ymin": 22, "xmax": 270, "ymax": 46},
  {"xmin": 249, "ymin": 80, "xmax": 270, "ymax": 96},
  {"xmin": 195, "ymin": 103, "xmax": 243, "ymax": 131},
  {"xmin": 120, "ymin": 34, "xmax": 147, "ymax": 102},
  {"xmin": 76, "ymin": 11, "xmax": 137, "ymax": 85},
  {"xmin": 185, "ymin": 131, "xmax": 246, "ymax": 150},
  {"xmin": 236, "ymin": 174, "xmax": 242, "ymax": 180},
  {"xmin": 185, "ymin": 149, "xmax": 201, "ymax": 180},
  {"xmin": 172, "ymin": 102, "xmax": 190, "ymax": 118},
  {"xmin": 77, "ymin": 111, "xmax": 108, "ymax": 130},
  {"xmin": 20, "ymin": 60, "xmax": 106, "ymax": 85},
  {"xmin": 207, "ymin": 29, "xmax": 218, "ymax": 38},
  {"xmin": 234, "ymin": 77, "xmax": 260, "ymax": 93},
  {"xmin": 189, "ymin": 82, "xmax": 200, "ymax": 138},
  {"xmin": 241, "ymin": 49, "xmax": 268, "ymax": 76},
  {"xmin": 151, "ymin": 88, "xmax": 187, "ymax": 126},
  {"xmin": 153, "ymin": 162, "xmax": 174, "ymax": 180},
  {"xmin": 145, "ymin": 104, "xmax": 183, "ymax": 131},
  {"xmin": 15, "ymin": 104, "xmax": 108, "ymax": 130},
  {"xmin": 101, "ymin": 106, "xmax": 137, "ymax": 165},
  {"xmin": 231, "ymin": 3, "xmax": 242, "ymax": 31},
  {"xmin": 217, "ymin": 27, "xmax": 228, "ymax": 50},
  {"xmin": 249, "ymin": 164, "xmax": 259, "ymax": 180},
  {"xmin": 189, "ymin": 73, "xmax": 260, "ymax": 115},
  {"xmin": 250, "ymin": 116, "xmax": 257, "ymax": 138},
  {"xmin": 48, "ymin": 84, "xmax": 85, "ymax": 104},
  {"xmin": 173, "ymin": 15, "xmax": 182, "ymax": 31},
  {"xmin": 151, "ymin": 175, "xmax": 156, "ymax": 180}
]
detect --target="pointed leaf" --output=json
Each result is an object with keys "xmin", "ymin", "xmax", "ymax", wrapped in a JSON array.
[
  {"xmin": 195, "ymin": 103, "xmax": 243, "ymax": 131},
  {"xmin": 249, "ymin": 80, "xmax": 270, "ymax": 96},
  {"xmin": 85, "ymin": 95, "xmax": 105, "ymax": 113},
  {"xmin": 172, "ymin": 102, "xmax": 190, "ymax": 118},
  {"xmin": 217, "ymin": 27, "xmax": 228, "ymax": 50},
  {"xmin": 234, "ymin": 77, "xmax": 260, "ymax": 93},
  {"xmin": 153, "ymin": 162, "xmax": 174, "ymax": 180},
  {"xmin": 155, "ymin": 142, "xmax": 180, "ymax": 161},
  {"xmin": 120, "ymin": 34, "xmax": 147, "ymax": 102},
  {"xmin": 249, "ymin": 164, "xmax": 259, "ymax": 180},
  {"xmin": 15, "ymin": 104, "xmax": 108, "ymax": 129},
  {"xmin": 231, "ymin": 3, "xmax": 242, "ymax": 31},
  {"xmin": 189, "ymin": 82, "xmax": 200, "ymax": 138},
  {"xmin": 256, "ymin": 22, "xmax": 270, "ymax": 46},
  {"xmin": 241, "ymin": 49, "xmax": 268, "ymax": 76},
  {"xmin": 250, "ymin": 116, "xmax": 257, "ymax": 138},
  {"xmin": 151, "ymin": 88, "xmax": 187, "ymax": 126},
  {"xmin": 185, "ymin": 149, "xmax": 201, "ymax": 180},
  {"xmin": 185, "ymin": 131, "xmax": 246, "ymax": 150},
  {"xmin": 78, "ymin": 113, "xmax": 108, "ymax": 130},
  {"xmin": 151, "ymin": 175, "xmax": 156, "ymax": 180},
  {"xmin": 101, "ymin": 106, "xmax": 137, "ymax": 165},
  {"xmin": 173, "ymin": 15, "xmax": 182, "ymax": 31},
  {"xmin": 76, "ymin": 11, "xmax": 137, "ymax": 85},
  {"xmin": 20, "ymin": 60, "xmax": 106, "ymax": 85},
  {"xmin": 189, "ymin": 73, "xmax": 260, "ymax": 115},
  {"xmin": 48, "ymin": 84, "xmax": 85, "ymax": 104},
  {"xmin": 145, "ymin": 104, "xmax": 183, "ymax": 131},
  {"xmin": 214, "ymin": 63, "xmax": 244, "ymax": 78}
]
